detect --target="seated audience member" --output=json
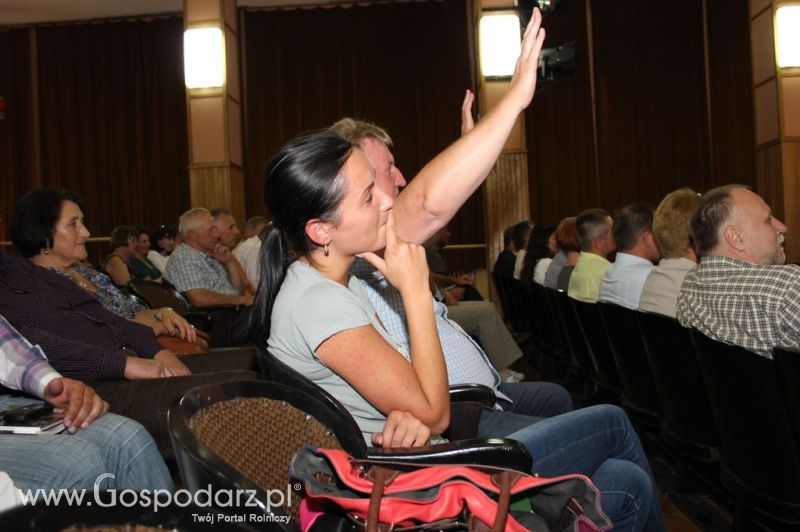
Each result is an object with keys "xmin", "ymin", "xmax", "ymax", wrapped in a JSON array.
[
  {"xmin": 166, "ymin": 208, "xmax": 255, "ymax": 344},
  {"xmin": 16, "ymin": 189, "xmax": 205, "ymax": 354},
  {"xmin": 0, "ymin": 314, "xmax": 174, "ymax": 506},
  {"xmin": 545, "ymin": 217, "xmax": 580, "ymax": 291},
  {"xmin": 334, "ymin": 115, "xmax": 570, "ymax": 404},
  {"xmin": 598, "ymin": 202, "xmax": 660, "ymax": 309},
  {"xmin": 211, "ymin": 208, "xmax": 256, "ymax": 295},
  {"xmin": 103, "ymin": 225, "xmax": 139, "ymax": 286},
  {"xmin": 425, "ymin": 226, "xmax": 482, "ymax": 302},
  {"xmin": 233, "ymin": 216, "xmax": 268, "ymax": 286},
  {"xmin": 129, "ymin": 227, "xmax": 164, "ymax": 282},
  {"xmin": 255, "ymin": 54, "xmax": 664, "ymax": 530},
  {"xmin": 494, "ymin": 225, "xmax": 518, "ymax": 278},
  {"xmin": 639, "ymin": 188, "xmax": 701, "ymax": 317},
  {"xmin": 519, "ymin": 223, "xmax": 555, "ymax": 283},
  {"xmin": 568, "ymin": 209, "xmax": 615, "ymax": 302},
  {"xmin": 3, "ymin": 194, "xmax": 259, "ymax": 454},
  {"xmin": 498, "ymin": 221, "xmax": 533, "ymax": 279},
  {"xmin": 148, "ymin": 225, "xmax": 176, "ymax": 274},
  {"xmin": 677, "ymin": 185, "xmax": 798, "ymax": 358},
  {"xmin": 166, "ymin": 208, "xmax": 253, "ymax": 307}
]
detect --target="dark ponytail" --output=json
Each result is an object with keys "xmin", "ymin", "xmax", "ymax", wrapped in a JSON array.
[{"xmin": 249, "ymin": 131, "xmax": 352, "ymax": 347}]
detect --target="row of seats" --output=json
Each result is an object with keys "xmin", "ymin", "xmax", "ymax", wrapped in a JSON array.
[{"xmin": 495, "ymin": 275, "xmax": 800, "ymax": 530}]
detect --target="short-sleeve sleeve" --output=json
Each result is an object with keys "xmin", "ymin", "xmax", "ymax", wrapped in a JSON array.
[{"xmin": 291, "ymin": 281, "xmax": 372, "ymax": 353}]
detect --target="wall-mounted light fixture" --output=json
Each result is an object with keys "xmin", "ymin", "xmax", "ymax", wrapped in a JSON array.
[
  {"xmin": 184, "ymin": 27, "xmax": 225, "ymax": 89},
  {"xmin": 776, "ymin": 4, "xmax": 800, "ymax": 68},
  {"xmin": 479, "ymin": 12, "xmax": 521, "ymax": 79}
]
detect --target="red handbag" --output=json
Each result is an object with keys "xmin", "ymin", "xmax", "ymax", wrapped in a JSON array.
[{"xmin": 289, "ymin": 445, "xmax": 612, "ymax": 532}]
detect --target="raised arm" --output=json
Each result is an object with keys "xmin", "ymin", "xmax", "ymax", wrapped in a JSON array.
[
  {"xmin": 315, "ymin": 214, "xmax": 450, "ymax": 433},
  {"xmin": 394, "ymin": 8, "xmax": 546, "ymax": 244}
]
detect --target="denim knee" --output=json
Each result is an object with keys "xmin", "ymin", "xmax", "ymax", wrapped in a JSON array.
[{"xmin": 592, "ymin": 458, "xmax": 653, "ymax": 532}]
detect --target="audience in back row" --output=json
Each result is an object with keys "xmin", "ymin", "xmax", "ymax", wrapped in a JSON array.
[
  {"xmin": 519, "ymin": 223, "xmax": 556, "ymax": 283},
  {"xmin": 129, "ymin": 228, "xmax": 164, "ymax": 282},
  {"xmin": 493, "ymin": 221, "xmax": 532, "ymax": 279},
  {"xmin": 546, "ymin": 217, "xmax": 580, "ymax": 291},
  {"xmin": 598, "ymin": 203, "xmax": 660, "ymax": 309},
  {"xmin": 567, "ymin": 209, "xmax": 615, "ymax": 303},
  {"xmin": 639, "ymin": 188, "xmax": 701, "ymax": 317}
]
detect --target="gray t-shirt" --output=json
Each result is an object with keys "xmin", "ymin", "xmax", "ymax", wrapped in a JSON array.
[{"xmin": 268, "ymin": 260, "xmax": 404, "ymax": 442}]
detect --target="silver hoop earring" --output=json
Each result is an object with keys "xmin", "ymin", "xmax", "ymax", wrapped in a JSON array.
[{"xmin": 323, "ymin": 244, "xmax": 330, "ymax": 257}]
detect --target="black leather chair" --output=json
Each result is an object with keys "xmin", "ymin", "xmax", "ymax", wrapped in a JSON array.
[
  {"xmin": 169, "ymin": 381, "xmax": 533, "ymax": 529},
  {"xmin": 690, "ymin": 331, "xmax": 800, "ymax": 527},
  {"xmin": 597, "ymin": 303, "xmax": 661, "ymax": 427},
  {"xmin": 491, "ymin": 272, "xmax": 533, "ymax": 344},
  {"xmin": 637, "ymin": 312, "xmax": 719, "ymax": 462},
  {"xmin": 529, "ymin": 283, "xmax": 570, "ymax": 377},
  {"xmin": 772, "ymin": 346, "xmax": 800, "ymax": 459},
  {"xmin": 571, "ymin": 299, "xmax": 622, "ymax": 398}
]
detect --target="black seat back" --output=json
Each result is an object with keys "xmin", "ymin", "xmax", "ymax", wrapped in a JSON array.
[
  {"xmin": 637, "ymin": 312, "xmax": 719, "ymax": 461},
  {"xmin": 550, "ymin": 289, "xmax": 595, "ymax": 380},
  {"xmin": 691, "ymin": 332, "xmax": 800, "ymax": 523},
  {"xmin": 772, "ymin": 346, "xmax": 800, "ymax": 459},
  {"xmin": 571, "ymin": 299, "xmax": 622, "ymax": 392},
  {"xmin": 597, "ymin": 303, "xmax": 660, "ymax": 425}
]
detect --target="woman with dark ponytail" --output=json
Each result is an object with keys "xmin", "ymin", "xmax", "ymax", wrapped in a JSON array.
[{"xmin": 251, "ymin": 131, "xmax": 449, "ymax": 447}]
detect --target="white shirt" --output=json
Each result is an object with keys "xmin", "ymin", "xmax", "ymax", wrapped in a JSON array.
[
  {"xmin": 533, "ymin": 258, "xmax": 552, "ymax": 285},
  {"xmin": 147, "ymin": 250, "xmax": 168, "ymax": 274},
  {"xmin": 233, "ymin": 236, "xmax": 262, "ymax": 286},
  {"xmin": 598, "ymin": 252, "xmax": 655, "ymax": 309}
]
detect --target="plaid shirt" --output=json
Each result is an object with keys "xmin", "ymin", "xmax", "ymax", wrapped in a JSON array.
[
  {"xmin": 351, "ymin": 259, "xmax": 506, "ymax": 398},
  {"xmin": 676, "ymin": 255, "xmax": 800, "ymax": 358},
  {"xmin": 0, "ymin": 313, "xmax": 60, "ymax": 398},
  {"xmin": 165, "ymin": 244, "xmax": 238, "ymax": 295}
]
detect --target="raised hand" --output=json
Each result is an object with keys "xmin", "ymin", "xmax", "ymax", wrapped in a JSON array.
[
  {"xmin": 508, "ymin": 7, "xmax": 546, "ymax": 111},
  {"xmin": 461, "ymin": 89, "xmax": 475, "ymax": 135}
]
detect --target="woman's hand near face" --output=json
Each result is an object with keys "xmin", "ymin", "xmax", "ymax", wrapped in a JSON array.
[{"xmin": 359, "ymin": 212, "xmax": 430, "ymax": 299}]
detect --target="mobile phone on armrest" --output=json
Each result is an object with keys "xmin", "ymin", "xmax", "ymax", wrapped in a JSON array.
[{"xmin": 3, "ymin": 403, "xmax": 54, "ymax": 423}]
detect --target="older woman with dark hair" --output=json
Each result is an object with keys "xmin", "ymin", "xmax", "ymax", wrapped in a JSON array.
[{"xmin": 11, "ymin": 188, "xmax": 204, "ymax": 353}]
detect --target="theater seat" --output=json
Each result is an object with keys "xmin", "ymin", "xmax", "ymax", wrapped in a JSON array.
[{"xmin": 690, "ymin": 331, "xmax": 800, "ymax": 528}]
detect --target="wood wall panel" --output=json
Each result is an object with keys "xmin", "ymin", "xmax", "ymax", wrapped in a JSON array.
[{"xmin": 484, "ymin": 152, "xmax": 529, "ymax": 268}]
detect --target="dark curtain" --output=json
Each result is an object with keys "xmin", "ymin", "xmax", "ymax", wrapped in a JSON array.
[
  {"xmin": 0, "ymin": 29, "xmax": 33, "ymax": 241},
  {"xmin": 35, "ymin": 16, "xmax": 189, "ymax": 237},
  {"xmin": 525, "ymin": 0, "xmax": 755, "ymax": 225},
  {"xmin": 242, "ymin": 0, "xmax": 479, "ymax": 241},
  {"xmin": 524, "ymin": 0, "xmax": 597, "ymax": 225}
]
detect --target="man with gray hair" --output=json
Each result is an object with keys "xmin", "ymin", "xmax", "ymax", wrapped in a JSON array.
[
  {"xmin": 567, "ymin": 209, "xmax": 615, "ymax": 303},
  {"xmin": 166, "ymin": 207, "xmax": 254, "ymax": 309},
  {"xmin": 677, "ymin": 185, "xmax": 797, "ymax": 358}
]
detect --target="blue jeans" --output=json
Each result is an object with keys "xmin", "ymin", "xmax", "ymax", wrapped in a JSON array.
[
  {"xmin": 0, "ymin": 396, "xmax": 174, "ymax": 492},
  {"xmin": 479, "ymin": 403, "xmax": 664, "ymax": 532}
]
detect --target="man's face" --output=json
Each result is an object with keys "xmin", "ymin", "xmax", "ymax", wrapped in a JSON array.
[
  {"xmin": 359, "ymin": 137, "xmax": 406, "ymax": 199},
  {"xmin": 730, "ymin": 189, "xmax": 787, "ymax": 265},
  {"xmin": 214, "ymin": 213, "xmax": 240, "ymax": 248},
  {"xmin": 188, "ymin": 213, "xmax": 220, "ymax": 254}
]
